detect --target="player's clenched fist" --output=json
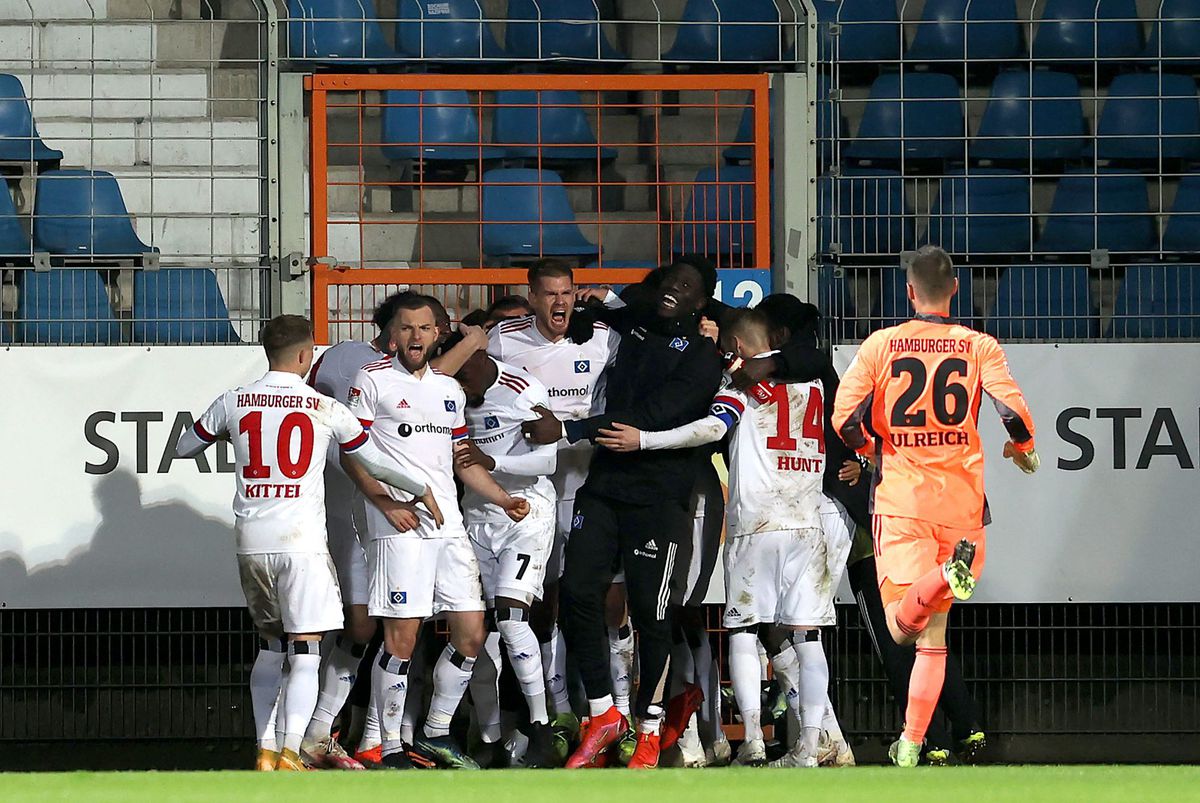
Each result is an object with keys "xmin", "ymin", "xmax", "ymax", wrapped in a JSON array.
[
  {"xmin": 502, "ymin": 495, "xmax": 530, "ymax": 522},
  {"xmin": 521, "ymin": 405, "xmax": 563, "ymax": 445},
  {"xmin": 454, "ymin": 439, "xmax": 496, "ymax": 472}
]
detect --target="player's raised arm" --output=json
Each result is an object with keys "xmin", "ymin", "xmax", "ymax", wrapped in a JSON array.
[
  {"xmin": 978, "ymin": 336, "xmax": 1040, "ymax": 474},
  {"xmin": 832, "ymin": 336, "xmax": 882, "ymax": 457},
  {"xmin": 175, "ymin": 393, "xmax": 230, "ymax": 458}
]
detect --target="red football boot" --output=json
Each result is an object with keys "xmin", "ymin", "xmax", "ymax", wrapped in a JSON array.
[
  {"xmin": 626, "ymin": 731, "xmax": 661, "ymax": 769},
  {"xmin": 660, "ymin": 683, "xmax": 704, "ymax": 751},
  {"xmin": 565, "ymin": 707, "xmax": 628, "ymax": 769}
]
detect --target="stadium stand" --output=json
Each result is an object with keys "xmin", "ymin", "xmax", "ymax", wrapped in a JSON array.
[
  {"xmin": 988, "ymin": 264, "xmax": 1096, "ymax": 340},
  {"xmin": 480, "ymin": 168, "xmax": 600, "ymax": 258},
  {"xmin": 32, "ymin": 170, "xmax": 158, "ymax": 262},
  {"xmin": 0, "ymin": 181, "xmax": 30, "ymax": 261},
  {"xmin": 812, "ymin": 0, "xmax": 901, "ymax": 63},
  {"xmin": 286, "ymin": 0, "xmax": 402, "ymax": 62},
  {"xmin": 818, "ymin": 168, "xmax": 912, "ymax": 257},
  {"xmin": 1162, "ymin": 173, "xmax": 1200, "ymax": 252},
  {"xmin": 1110, "ymin": 263, "xmax": 1200, "ymax": 337},
  {"xmin": 844, "ymin": 72, "xmax": 965, "ymax": 164},
  {"xmin": 905, "ymin": 0, "xmax": 1024, "ymax": 63},
  {"xmin": 1143, "ymin": 0, "xmax": 1200, "ymax": 65},
  {"xmin": 970, "ymin": 70, "xmax": 1087, "ymax": 165},
  {"xmin": 132, "ymin": 268, "xmax": 240, "ymax": 345},
  {"xmin": 662, "ymin": 0, "xmax": 787, "ymax": 63},
  {"xmin": 492, "ymin": 90, "xmax": 617, "ymax": 164},
  {"xmin": 1034, "ymin": 169, "xmax": 1155, "ymax": 255},
  {"xmin": 925, "ymin": 168, "xmax": 1032, "ymax": 256},
  {"xmin": 1029, "ymin": 0, "xmax": 1143, "ymax": 64},
  {"xmin": 379, "ymin": 89, "xmax": 506, "ymax": 164},
  {"xmin": 16, "ymin": 267, "xmax": 119, "ymax": 345},
  {"xmin": 504, "ymin": 0, "xmax": 625, "ymax": 61},
  {"xmin": 1095, "ymin": 72, "xmax": 1200, "ymax": 163},
  {"xmin": 0, "ymin": 73, "xmax": 63, "ymax": 168},
  {"xmin": 673, "ymin": 164, "xmax": 755, "ymax": 259},
  {"xmin": 395, "ymin": 0, "xmax": 507, "ymax": 60}
]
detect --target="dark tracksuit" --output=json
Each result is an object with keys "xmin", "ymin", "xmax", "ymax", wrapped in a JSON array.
[{"xmin": 559, "ymin": 304, "xmax": 723, "ymax": 720}]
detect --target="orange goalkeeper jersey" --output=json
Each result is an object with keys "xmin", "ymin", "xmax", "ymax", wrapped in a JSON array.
[{"xmin": 832, "ymin": 314, "xmax": 1035, "ymax": 529}]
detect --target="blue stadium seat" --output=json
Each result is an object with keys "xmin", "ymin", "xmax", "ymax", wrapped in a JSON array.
[
  {"xmin": 846, "ymin": 72, "xmax": 964, "ymax": 163},
  {"xmin": 813, "ymin": 0, "xmax": 902, "ymax": 63},
  {"xmin": 925, "ymin": 169, "xmax": 1031, "ymax": 255},
  {"xmin": 1096, "ymin": 73, "xmax": 1200, "ymax": 162},
  {"xmin": 0, "ymin": 182, "xmax": 30, "ymax": 260},
  {"xmin": 505, "ymin": 0, "xmax": 624, "ymax": 60},
  {"xmin": 0, "ymin": 74, "xmax": 63, "ymax": 165},
  {"xmin": 16, "ymin": 269, "xmax": 119, "ymax": 344},
  {"xmin": 286, "ymin": 0, "xmax": 401, "ymax": 62},
  {"xmin": 1144, "ymin": 0, "xmax": 1200, "ymax": 65},
  {"xmin": 971, "ymin": 70, "xmax": 1087, "ymax": 164},
  {"xmin": 1035, "ymin": 169, "xmax": 1154, "ymax": 254},
  {"xmin": 132, "ymin": 269, "xmax": 239, "ymax": 345},
  {"xmin": 380, "ymin": 90, "xmax": 505, "ymax": 163},
  {"xmin": 1162, "ymin": 173, "xmax": 1200, "ymax": 252},
  {"xmin": 818, "ymin": 169, "xmax": 913, "ymax": 255},
  {"xmin": 493, "ymin": 91, "xmax": 616, "ymax": 163},
  {"xmin": 396, "ymin": 0, "xmax": 505, "ymax": 60},
  {"xmin": 1030, "ymin": 0, "xmax": 1142, "ymax": 63},
  {"xmin": 880, "ymin": 263, "xmax": 975, "ymax": 327},
  {"xmin": 33, "ymin": 170, "xmax": 157, "ymax": 259},
  {"xmin": 1109, "ymin": 264, "xmax": 1200, "ymax": 337},
  {"xmin": 987, "ymin": 265, "xmax": 1095, "ymax": 339},
  {"xmin": 663, "ymin": 0, "xmax": 785, "ymax": 63},
  {"xmin": 906, "ymin": 0, "xmax": 1022, "ymax": 62},
  {"xmin": 674, "ymin": 165, "xmax": 755, "ymax": 255},
  {"xmin": 481, "ymin": 169, "xmax": 598, "ymax": 257}
]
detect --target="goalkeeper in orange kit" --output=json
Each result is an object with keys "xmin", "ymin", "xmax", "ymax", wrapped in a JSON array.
[{"xmin": 832, "ymin": 245, "xmax": 1040, "ymax": 767}]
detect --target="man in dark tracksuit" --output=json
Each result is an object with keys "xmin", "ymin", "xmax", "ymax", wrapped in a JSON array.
[{"xmin": 522, "ymin": 259, "xmax": 723, "ymax": 770}]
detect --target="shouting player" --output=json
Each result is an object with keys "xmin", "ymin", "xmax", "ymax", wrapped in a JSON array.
[
  {"xmin": 833, "ymin": 245, "xmax": 1039, "ymax": 768},
  {"xmin": 449, "ymin": 337, "xmax": 560, "ymax": 767},
  {"xmin": 175, "ymin": 315, "xmax": 440, "ymax": 772},
  {"xmin": 597, "ymin": 307, "xmax": 838, "ymax": 768},
  {"xmin": 349, "ymin": 295, "xmax": 530, "ymax": 770}
]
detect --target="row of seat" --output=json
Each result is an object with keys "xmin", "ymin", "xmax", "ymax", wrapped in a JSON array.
[
  {"xmin": 822, "ymin": 168, "xmax": 1200, "ymax": 257},
  {"xmin": 844, "ymin": 70, "xmax": 1200, "ymax": 165},
  {"xmin": 826, "ymin": 264, "xmax": 1200, "ymax": 339},
  {"xmin": 288, "ymin": 0, "xmax": 792, "ymax": 64},
  {"xmin": 3, "ymin": 268, "xmax": 238, "ymax": 345},
  {"xmin": 820, "ymin": 0, "xmax": 1200, "ymax": 65}
]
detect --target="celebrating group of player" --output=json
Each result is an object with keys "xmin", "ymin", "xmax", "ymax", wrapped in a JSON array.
[{"xmin": 178, "ymin": 245, "xmax": 1040, "ymax": 772}]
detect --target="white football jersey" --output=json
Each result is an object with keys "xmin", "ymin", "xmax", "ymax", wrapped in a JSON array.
[
  {"xmin": 462, "ymin": 360, "xmax": 557, "ymax": 527},
  {"xmin": 308, "ymin": 339, "xmax": 385, "ymax": 478},
  {"xmin": 349, "ymin": 357, "xmax": 468, "ymax": 538},
  {"xmin": 711, "ymin": 355, "xmax": 826, "ymax": 538},
  {"xmin": 488, "ymin": 315, "xmax": 620, "ymax": 500},
  {"xmin": 192, "ymin": 370, "xmax": 371, "ymax": 555}
]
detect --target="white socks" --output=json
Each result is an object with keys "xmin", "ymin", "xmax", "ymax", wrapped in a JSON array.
[
  {"xmin": 497, "ymin": 612, "xmax": 550, "ymax": 725},
  {"xmin": 373, "ymin": 650, "xmax": 410, "ymax": 756},
  {"xmin": 794, "ymin": 631, "xmax": 830, "ymax": 757},
  {"xmin": 729, "ymin": 631, "xmax": 763, "ymax": 741},
  {"xmin": 281, "ymin": 641, "xmax": 322, "ymax": 754},
  {"xmin": 541, "ymin": 626, "xmax": 570, "ymax": 715},
  {"xmin": 469, "ymin": 631, "xmax": 504, "ymax": 743},
  {"xmin": 250, "ymin": 644, "xmax": 285, "ymax": 752},
  {"xmin": 823, "ymin": 692, "xmax": 846, "ymax": 743},
  {"xmin": 588, "ymin": 693, "xmax": 615, "ymax": 718},
  {"xmin": 305, "ymin": 634, "xmax": 364, "ymax": 745},
  {"xmin": 423, "ymin": 645, "xmax": 476, "ymax": 739},
  {"xmin": 608, "ymin": 623, "xmax": 634, "ymax": 718}
]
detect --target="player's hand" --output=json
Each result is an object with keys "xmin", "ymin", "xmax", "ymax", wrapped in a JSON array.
[
  {"xmin": 416, "ymin": 486, "xmax": 444, "ymax": 528},
  {"xmin": 1004, "ymin": 441, "xmax": 1041, "ymax": 474},
  {"xmin": 699, "ymin": 316, "xmax": 719, "ymax": 343},
  {"xmin": 838, "ymin": 459, "xmax": 862, "ymax": 486},
  {"xmin": 522, "ymin": 405, "xmax": 564, "ymax": 445},
  {"xmin": 459, "ymin": 323, "xmax": 489, "ymax": 352},
  {"xmin": 574, "ymin": 287, "xmax": 610, "ymax": 303},
  {"xmin": 373, "ymin": 497, "xmax": 422, "ymax": 533},
  {"xmin": 596, "ymin": 422, "xmax": 643, "ymax": 453},
  {"xmin": 454, "ymin": 440, "xmax": 496, "ymax": 472},
  {"xmin": 502, "ymin": 495, "xmax": 530, "ymax": 522},
  {"xmin": 731, "ymin": 356, "xmax": 777, "ymax": 391}
]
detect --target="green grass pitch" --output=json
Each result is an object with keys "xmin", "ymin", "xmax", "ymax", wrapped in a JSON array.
[{"xmin": 4, "ymin": 766, "xmax": 1197, "ymax": 803}]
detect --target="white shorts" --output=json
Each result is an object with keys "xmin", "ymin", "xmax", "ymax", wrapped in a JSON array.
[
  {"xmin": 683, "ymin": 478, "xmax": 724, "ymax": 607},
  {"xmin": 367, "ymin": 532, "xmax": 486, "ymax": 620},
  {"xmin": 325, "ymin": 477, "xmax": 369, "ymax": 607},
  {"xmin": 547, "ymin": 497, "xmax": 576, "ymax": 583},
  {"xmin": 722, "ymin": 528, "xmax": 834, "ymax": 629},
  {"xmin": 237, "ymin": 551, "xmax": 344, "ymax": 638},
  {"xmin": 467, "ymin": 495, "xmax": 555, "ymax": 605},
  {"xmin": 820, "ymin": 494, "xmax": 854, "ymax": 594}
]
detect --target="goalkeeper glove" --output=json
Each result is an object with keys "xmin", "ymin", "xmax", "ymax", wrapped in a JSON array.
[{"xmin": 1003, "ymin": 441, "xmax": 1040, "ymax": 474}]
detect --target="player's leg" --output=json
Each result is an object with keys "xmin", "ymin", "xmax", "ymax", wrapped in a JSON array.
[
  {"xmin": 465, "ymin": 524, "xmax": 505, "ymax": 764},
  {"xmin": 688, "ymin": 480, "xmax": 725, "ymax": 759},
  {"xmin": 558, "ymin": 491, "xmax": 626, "ymax": 768},
  {"xmin": 882, "ymin": 523, "xmax": 984, "ymax": 647},
  {"xmin": 605, "ymin": 580, "xmax": 634, "ymax": 719},
  {"xmin": 722, "ymin": 532, "xmax": 776, "ymax": 766},
  {"xmin": 237, "ymin": 554, "xmax": 287, "ymax": 770},
  {"xmin": 536, "ymin": 498, "xmax": 574, "ymax": 725}
]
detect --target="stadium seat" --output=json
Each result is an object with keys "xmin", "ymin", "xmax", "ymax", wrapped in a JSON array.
[
  {"xmin": 813, "ymin": 0, "xmax": 902, "ymax": 63},
  {"xmin": 925, "ymin": 169, "xmax": 1032, "ymax": 255},
  {"xmin": 674, "ymin": 165, "xmax": 755, "ymax": 256},
  {"xmin": 33, "ymin": 170, "xmax": 157, "ymax": 259},
  {"xmin": 1162, "ymin": 173, "xmax": 1200, "ymax": 252},
  {"xmin": 0, "ymin": 74, "xmax": 63, "ymax": 165},
  {"xmin": 662, "ymin": 0, "xmax": 785, "ymax": 63},
  {"xmin": 726, "ymin": 77, "xmax": 837, "ymax": 165},
  {"xmin": 1030, "ymin": 0, "xmax": 1142, "ymax": 64},
  {"xmin": 1109, "ymin": 264, "xmax": 1200, "ymax": 337},
  {"xmin": 492, "ymin": 91, "xmax": 616, "ymax": 163},
  {"xmin": 286, "ymin": 0, "xmax": 401, "ymax": 62},
  {"xmin": 481, "ymin": 169, "xmax": 599, "ymax": 257},
  {"xmin": 132, "ymin": 269, "xmax": 239, "ymax": 345},
  {"xmin": 818, "ymin": 169, "xmax": 913, "ymax": 256},
  {"xmin": 379, "ymin": 90, "xmax": 505, "ymax": 163},
  {"xmin": 1035, "ymin": 169, "xmax": 1154, "ymax": 254},
  {"xmin": 396, "ymin": 0, "xmax": 505, "ymax": 60},
  {"xmin": 987, "ymin": 265, "xmax": 1095, "ymax": 339},
  {"xmin": 16, "ymin": 268, "xmax": 119, "ymax": 344},
  {"xmin": 970, "ymin": 70, "xmax": 1087, "ymax": 164},
  {"xmin": 1096, "ymin": 73, "xmax": 1200, "ymax": 162},
  {"xmin": 879, "ymin": 263, "xmax": 975, "ymax": 327},
  {"xmin": 845, "ymin": 72, "xmax": 965, "ymax": 163},
  {"xmin": 505, "ymin": 0, "xmax": 624, "ymax": 60},
  {"xmin": 1144, "ymin": 0, "xmax": 1200, "ymax": 66},
  {"xmin": 906, "ymin": 0, "xmax": 1022, "ymax": 63},
  {"xmin": 0, "ymin": 181, "xmax": 30, "ymax": 261}
]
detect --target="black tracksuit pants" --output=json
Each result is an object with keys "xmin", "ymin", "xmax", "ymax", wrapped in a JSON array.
[{"xmin": 559, "ymin": 488, "xmax": 693, "ymax": 720}]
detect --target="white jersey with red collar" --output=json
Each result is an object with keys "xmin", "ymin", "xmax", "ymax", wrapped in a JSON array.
[
  {"xmin": 348, "ymin": 356, "xmax": 468, "ymax": 538},
  {"xmin": 308, "ymin": 339, "xmax": 385, "ymax": 474},
  {"xmin": 487, "ymin": 314, "xmax": 620, "ymax": 500},
  {"xmin": 192, "ymin": 370, "xmax": 371, "ymax": 555},
  {"xmin": 711, "ymin": 351, "xmax": 827, "ymax": 538},
  {"xmin": 462, "ymin": 360, "xmax": 557, "ymax": 527}
]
